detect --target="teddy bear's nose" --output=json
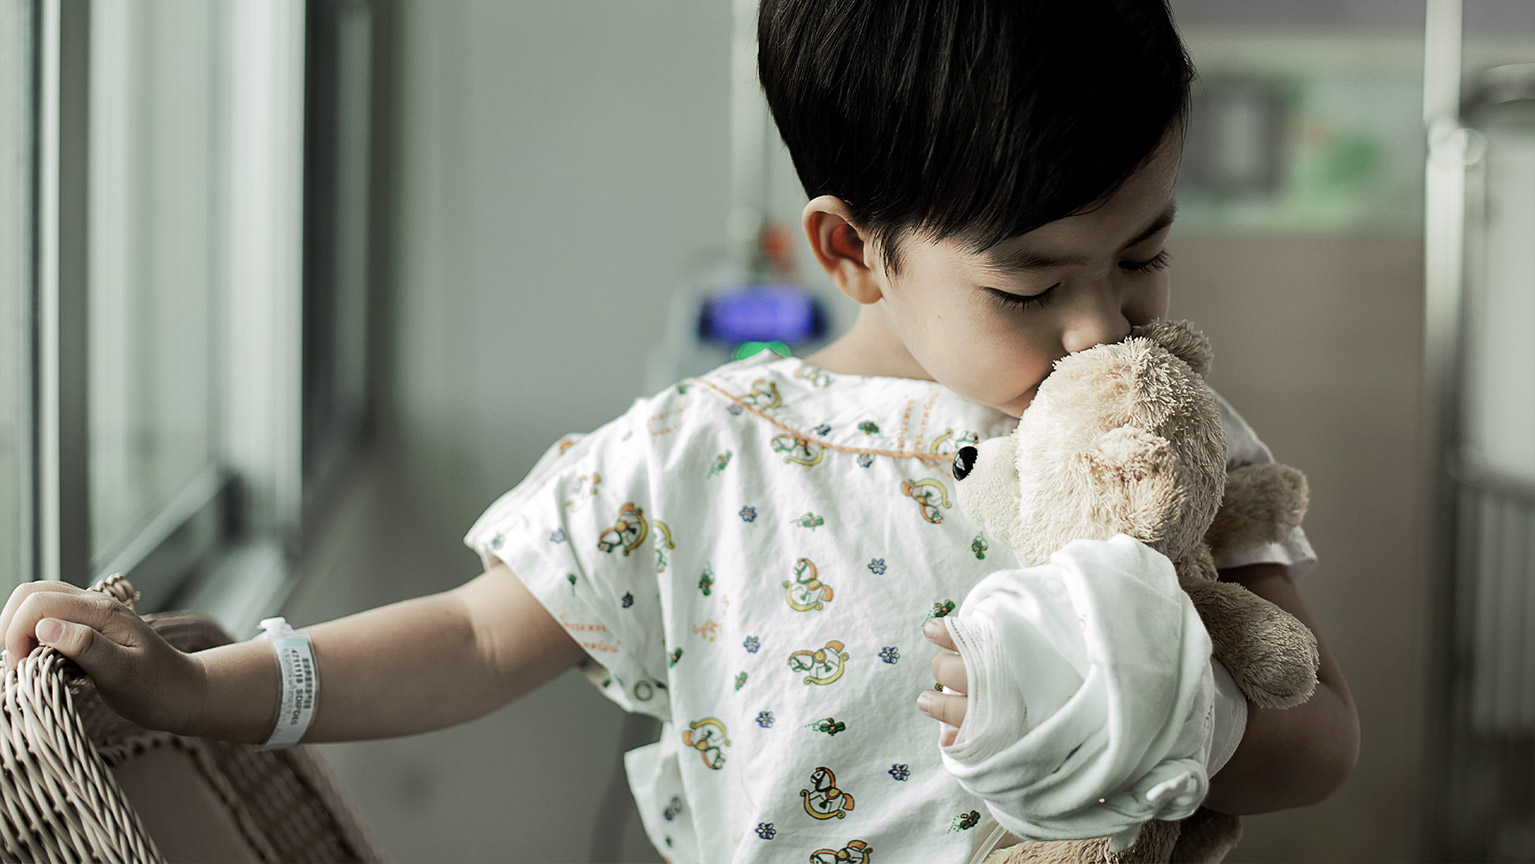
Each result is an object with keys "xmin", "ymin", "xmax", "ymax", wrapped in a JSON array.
[{"xmin": 953, "ymin": 446, "xmax": 978, "ymax": 481}]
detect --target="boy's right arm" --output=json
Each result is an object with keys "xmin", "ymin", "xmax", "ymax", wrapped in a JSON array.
[{"xmin": 1, "ymin": 562, "xmax": 586, "ymax": 744}]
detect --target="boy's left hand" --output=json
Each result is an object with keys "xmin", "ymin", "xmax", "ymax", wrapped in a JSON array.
[{"xmin": 919, "ymin": 618, "xmax": 969, "ymax": 746}]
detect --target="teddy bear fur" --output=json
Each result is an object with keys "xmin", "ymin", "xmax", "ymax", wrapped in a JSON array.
[
  {"xmin": 980, "ymin": 809, "xmax": 1243, "ymax": 864},
  {"xmin": 952, "ymin": 319, "xmax": 1318, "ymax": 864}
]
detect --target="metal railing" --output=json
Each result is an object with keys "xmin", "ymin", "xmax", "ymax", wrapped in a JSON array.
[
  {"xmin": 1442, "ymin": 459, "xmax": 1535, "ymax": 859},
  {"xmin": 1424, "ymin": 2, "xmax": 1535, "ymax": 856}
]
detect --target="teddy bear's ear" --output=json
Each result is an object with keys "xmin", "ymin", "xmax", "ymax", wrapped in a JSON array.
[
  {"xmin": 1132, "ymin": 319, "xmax": 1212, "ymax": 378},
  {"xmin": 1083, "ymin": 426, "xmax": 1180, "ymax": 546}
]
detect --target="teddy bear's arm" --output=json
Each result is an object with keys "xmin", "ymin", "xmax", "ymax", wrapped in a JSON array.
[
  {"xmin": 1181, "ymin": 576, "xmax": 1318, "ymax": 709},
  {"xmin": 1204, "ymin": 463, "xmax": 1308, "ymax": 561}
]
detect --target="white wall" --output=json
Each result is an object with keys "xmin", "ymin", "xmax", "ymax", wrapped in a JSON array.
[
  {"xmin": 290, "ymin": 2, "xmax": 738, "ymax": 861},
  {"xmin": 386, "ymin": 0, "xmax": 735, "ymax": 524}
]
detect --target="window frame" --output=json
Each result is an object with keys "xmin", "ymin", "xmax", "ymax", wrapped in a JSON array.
[
  {"xmin": 1, "ymin": 0, "xmax": 36, "ymax": 595},
  {"xmin": 35, "ymin": 0, "xmax": 91, "ymax": 592},
  {"xmin": 22, "ymin": 0, "xmax": 385, "ymax": 637}
]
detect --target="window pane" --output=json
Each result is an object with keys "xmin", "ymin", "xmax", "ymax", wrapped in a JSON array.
[
  {"xmin": 0, "ymin": 0, "xmax": 32, "ymax": 590},
  {"xmin": 303, "ymin": 0, "xmax": 374, "ymax": 476},
  {"xmin": 88, "ymin": 1, "xmax": 219, "ymax": 562}
]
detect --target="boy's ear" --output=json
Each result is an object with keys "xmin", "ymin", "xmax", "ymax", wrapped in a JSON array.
[{"xmin": 802, "ymin": 195, "xmax": 883, "ymax": 305}]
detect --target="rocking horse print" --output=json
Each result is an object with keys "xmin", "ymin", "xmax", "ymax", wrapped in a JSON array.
[
  {"xmin": 792, "ymin": 364, "xmax": 832, "ymax": 388},
  {"xmin": 652, "ymin": 519, "xmax": 675, "ymax": 572},
  {"xmin": 597, "ymin": 502, "xmax": 648, "ymax": 556},
  {"xmin": 787, "ymin": 640, "xmax": 850, "ymax": 686},
  {"xmin": 800, "ymin": 766, "xmax": 856, "ymax": 820},
  {"xmin": 900, "ymin": 478, "xmax": 952, "ymax": 524},
  {"xmin": 771, "ymin": 434, "xmax": 825, "ymax": 466},
  {"xmin": 809, "ymin": 839, "xmax": 873, "ymax": 863},
  {"xmin": 740, "ymin": 379, "xmax": 783, "ymax": 410},
  {"xmin": 783, "ymin": 557, "xmax": 834, "ymax": 612},
  {"xmin": 681, "ymin": 716, "xmax": 730, "ymax": 770},
  {"xmin": 563, "ymin": 471, "xmax": 602, "ymax": 511},
  {"xmin": 927, "ymin": 428, "xmax": 981, "ymax": 456}
]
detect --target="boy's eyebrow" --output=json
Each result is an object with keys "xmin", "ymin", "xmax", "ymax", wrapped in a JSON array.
[{"xmin": 982, "ymin": 203, "xmax": 1178, "ymax": 272}]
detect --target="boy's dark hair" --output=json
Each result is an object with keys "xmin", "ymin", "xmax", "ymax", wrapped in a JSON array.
[{"xmin": 759, "ymin": 0, "xmax": 1194, "ymax": 271}]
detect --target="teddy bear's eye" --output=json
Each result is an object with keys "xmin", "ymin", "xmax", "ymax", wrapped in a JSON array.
[{"xmin": 953, "ymin": 446, "xmax": 978, "ymax": 481}]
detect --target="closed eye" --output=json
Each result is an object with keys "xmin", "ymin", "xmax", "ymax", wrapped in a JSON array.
[
  {"xmin": 984, "ymin": 283, "xmax": 1059, "ymax": 311},
  {"xmin": 1120, "ymin": 249, "xmax": 1171, "ymax": 274}
]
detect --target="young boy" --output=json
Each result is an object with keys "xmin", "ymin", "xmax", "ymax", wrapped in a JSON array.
[{"xmin": 2, "ymin": 1, "xmax": 1358, "ymax": 861}]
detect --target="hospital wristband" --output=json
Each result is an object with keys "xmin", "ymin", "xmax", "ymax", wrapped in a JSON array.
[{"xmin": 254, "ymin": 617, "xmax": 318, "ymax": 751}]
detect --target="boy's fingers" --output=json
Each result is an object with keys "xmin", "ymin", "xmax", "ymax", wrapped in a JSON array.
[
  {"xmin": 2, "ymin": 582, "xmax": 86, "ymax": 663},
  {"xmin": 917, "ymin": 689, "xmax": 968, "ymax": 729},
  {"xmin": 931, "ymin": 651, "xmax": 969, "ymax": 694},
  {"xmin": 4, "ymin": 588, "xmax": 132, "ymax": 674},
  {"xmin": 923, "ymin": 618, "xmax": 957, "ymax": 651},
  {"xmin": 35, "ymin": 618, "xmax": 128, "ymax": 673}
]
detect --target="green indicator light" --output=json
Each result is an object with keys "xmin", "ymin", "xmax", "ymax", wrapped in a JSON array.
[{"xmin": 732, "ymin": 340, "xmax": 792, "ymax": 361}]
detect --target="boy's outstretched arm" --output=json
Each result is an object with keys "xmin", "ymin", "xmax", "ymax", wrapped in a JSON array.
[
  {"xmin": 1201, "ymin": 562, "xmax": 1359, "ymax": 814},
  {"xmin": 1, "ymin": 562, "xmax": 585, "ymax": 744}
]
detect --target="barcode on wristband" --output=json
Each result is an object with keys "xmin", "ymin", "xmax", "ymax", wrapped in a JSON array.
[{"xmin": 279, "ymin": 647, "xmax": 316, "ymax": 724}]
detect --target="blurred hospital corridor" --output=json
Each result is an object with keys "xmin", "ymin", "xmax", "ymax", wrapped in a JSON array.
[{"xmin": 3, "ymin": 0, "xmax": 1534, "ymax": 861}]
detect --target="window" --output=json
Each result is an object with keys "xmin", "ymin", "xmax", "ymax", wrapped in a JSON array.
[
  {"xmin": 302, "ymin": 0, "xmax": 384, "ymax": 518},
  {"xmin": 88, "ymin": 0, "xmax": 225, "ymax": 592},
  {"xmin": 15, "ymin": 0, "xmax": 386, "ymax": 633},
  {"xmin": 0, "ymin": 0, "xmax": 32, "ymax": 593}
]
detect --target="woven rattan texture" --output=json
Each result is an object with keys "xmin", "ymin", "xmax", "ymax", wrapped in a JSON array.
[
  {"xmin": 1, "ymin": 579, "xmax": 384, "ymax": 863},
  {"xmin": 2, "ymin": 649, "xmax": 164, "ymax": 864}
]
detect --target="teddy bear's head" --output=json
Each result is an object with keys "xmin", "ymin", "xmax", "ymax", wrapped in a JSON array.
[{"xmin": 953, "ymin": 319, "xmax": 1227, "ymax": 568}]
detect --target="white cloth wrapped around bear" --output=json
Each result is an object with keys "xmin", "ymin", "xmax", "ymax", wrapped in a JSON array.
[{"xmin": 938, "ymin": 534, "xmax": 1223, "ymax": 852}]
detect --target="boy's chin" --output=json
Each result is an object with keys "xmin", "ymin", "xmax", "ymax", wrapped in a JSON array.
[
  {"xmin": 995, "ymin": 386, "xmax": 1040, "ymax": 419},
  {"xmin": 942, "ymin": 376, "xmax": 1038, "ymax": 418}
]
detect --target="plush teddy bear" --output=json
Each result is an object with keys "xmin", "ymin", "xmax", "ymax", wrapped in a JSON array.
[{"xmin": 948, "ymin": 318, "xmax": 1319, "ymax": 863}]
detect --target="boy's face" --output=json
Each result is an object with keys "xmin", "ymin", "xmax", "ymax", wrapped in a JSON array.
[{"xmin": 860, "ymin": 134, "xmax": 1179, "ymax": 418}]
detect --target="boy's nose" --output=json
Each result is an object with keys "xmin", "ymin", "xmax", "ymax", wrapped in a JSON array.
[{"xmin": 1061, "ymin": 292, "xmax": 1132, "ymax": 354}]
